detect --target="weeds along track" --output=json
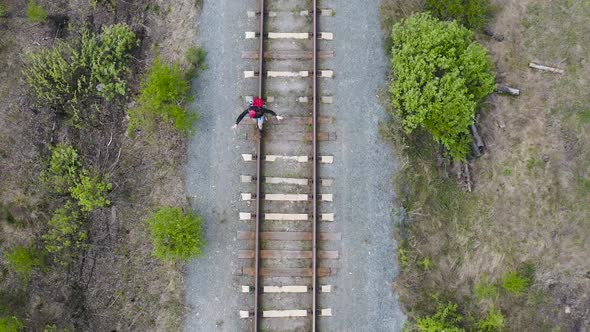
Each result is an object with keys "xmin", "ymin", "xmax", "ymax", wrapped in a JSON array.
[{"xmin": 238, "ymin": 0, "xmax": 337, "ymax": 331}]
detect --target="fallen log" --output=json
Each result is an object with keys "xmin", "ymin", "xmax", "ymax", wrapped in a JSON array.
[
  {"xmin": 471, "ymin": 140, "xmax": 482, "ymax": 158},
  {"xmin": 470, "ymin": 124, "xmax": 484, "ymax": 153},
  {"xmin": 464, "ymin": 163, "xmax": 472, "ymax": 193},
  {"xmin": 496, "ymin": 85, "xmax": 520, "ymax": 96},
  {"xmin": 529, "ymin": 62, "xmax": 564, "ymax": 74}
]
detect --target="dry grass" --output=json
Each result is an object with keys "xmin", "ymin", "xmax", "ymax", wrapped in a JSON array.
[
  {"xmin": 0, "ymin": 0, "xmax": 199, "ymax": 330},
  {"xmin": 386, "ymin": 0, "xmax": 590, "ymax": 330}
]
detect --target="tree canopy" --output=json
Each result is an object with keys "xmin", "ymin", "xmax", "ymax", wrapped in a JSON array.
[{"xmin": 390, "ymin": 13, "xmax": 495, "ymax": 159}]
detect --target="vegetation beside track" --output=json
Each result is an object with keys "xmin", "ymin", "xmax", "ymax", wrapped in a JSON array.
[
  {"xmin": 0, "ymin": 0, "xmax": 204, "ymax": 330},
  {"xmin": 382, "ymin": 0, "xmax": 590, "ymax": 330}
]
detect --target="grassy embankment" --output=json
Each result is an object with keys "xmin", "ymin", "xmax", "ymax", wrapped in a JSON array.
[
  {"xmin": 0, "ymin": 0, "xmax": 205, "ymax": 330},
  {"xmin": 381, "ymin": 0, "xmax": 590, "ymax": 330}
]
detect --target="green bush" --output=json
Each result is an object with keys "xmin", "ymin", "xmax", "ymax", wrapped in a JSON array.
[
  {"xmin": 5, "ymin": 245, "xmax": 45, "ymax": 282},
  {"xmin": 389, "ymin": 13, "xmax": 495, "ymax": 160},
  {"xmin": 147, "ymin": 207, "xmax": 205, "ymax": 261},
  {"xmin": 70, "ymin": 169, "xmax": 112, "ymax": 212},
  {"xmin": 425, "ymin": 0, "xmax": 492, "ymax": 31},
  {"xmin": 0, "ymin": 315, "xmax": 23, "ymax": 332},
  {"xmin": 129, "ymin": 57, "xmax": 197, "ymax": 135},
  {"xmin": 185, "ymin": 47, "xmax": 208, "ymax": 76},
  {"xmin": 42, "ymin": 201, "xmax": 87, "ymax": 264},
  {"xmin": 477, "ymin": 308, "xmax": 504, "ymax": 331},
  {"xmin": 24, "ymin": 24, "xmax": 137, "ymax": 122},
  {"xmin": 43, "ymin": 325, "xmax": 57, "ymax": 332},
  {"xmin": 91, "ymin": 0, "xmax": 115, "ymax": 10},
  {"xmin": 76, "ymin": 24, "xmax": 137, "ymax": 101},
  {"xmin": 474, "ymin": 276, "xmax": 498, "ymax": 300},
  {"xmin": 0, "ymin": 4, "xmax": 7, "ymax": 17},
  {"xmin": 26, "ymin": 0, "xmax": 47, "ymax": 23},
  {"xmin": 502, "ymin": 271, "xmax": 530, "ymax": 295},
  {"xmin": 416, "ymin": 302, "xmax": 465, "ymax": 332},
  {"xmin": 40, "ymin": 144, "xmax": 80, "ymax": 195}
]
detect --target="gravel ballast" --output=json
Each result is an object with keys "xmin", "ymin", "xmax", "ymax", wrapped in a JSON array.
[{"xmin": 185, "ymin": 0, "xmax": 405, "ymax": 330}]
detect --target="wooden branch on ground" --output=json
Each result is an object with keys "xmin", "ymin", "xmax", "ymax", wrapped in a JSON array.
[
  {"xmin": 464, "ymin": 163, "xmax": 472, "ymax": 193},
  {"xmin": 470, "ymin": 124, "xmax": 484, "ymax": 156},
  {"xmin": 496, "ymin": 85, "xmax": 520, "ymax": 96},
  {"xmin": 529, "ymin": 62, "xmax": 564, "ymax": 74},
  {"xmin": 471, "ymin": 140, "xmax": 482, "ymax": 158}
]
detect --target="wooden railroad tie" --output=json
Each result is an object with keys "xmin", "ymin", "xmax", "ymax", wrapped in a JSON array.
[
  {"xmin": 238, "ymin": 250, "xmax": 339, "ymax": 259},
  {"xmin": 241, "ymin": 50, "xmax": 334, "ymax": 60},
  {"xmin": 238, "ymin": 267, "xmax": 336, "ymax": 277},
  {"xmin": 244, "ymin": 131, "xmax": 337, "ymax": 142},
  {"xmin": 237, "ymin": 231, "xmax": 341, "ymax": 241}
]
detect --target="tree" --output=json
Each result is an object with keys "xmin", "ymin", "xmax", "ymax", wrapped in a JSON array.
[
  {"xmin": 5, "ymin": 245, "xmax": 45, "ymax": 282},
  {"xmin": 390, "ymin": 13, "xmax": 495, "ymax": 160},
  {"xmin": 425, "ymin": 0, "xmax": 493, "ymax": 31},
  {"xmin": 42, "ymin": 201, "xmax": 87, "ymax": 265},
  {"xmin": 24, "ymin": 24, "xmax": 137, "ymax": 123},
  {"xmin": 70, "ymin": 169, "xmax": 112, "ymax": 212},
  {"xmin": 147, "ymin": 207, "xmax": 205, "ymax": 261},
  {"xmin": 128, "ymin": 57, "xmax": 197, "ymax": 135},
  {"xmin": 40, "ymin": 144, "xmax": 80, "ymax": 195}
]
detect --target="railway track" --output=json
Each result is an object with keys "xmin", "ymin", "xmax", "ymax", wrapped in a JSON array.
[{"xmin": 238, "ymin": 0, "xmax": 337, "ymax": 331}]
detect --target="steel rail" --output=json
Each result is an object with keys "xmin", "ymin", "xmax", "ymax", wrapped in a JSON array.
[
  {"xmin": 311, "ymin": 0, "xmax": 318, "ymax": 331},
  {"xmin": 254, "ymin": 0, "xmax": 265, "ymax": 330}
]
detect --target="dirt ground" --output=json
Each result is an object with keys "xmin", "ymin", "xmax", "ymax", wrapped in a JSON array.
[
  {"xmin": 382, "ymin": 0, "xmax": 590, "ymax": 330},
  {"xmin": 0, "ymin": 0, "xmax": 200, "ymax": 330}
]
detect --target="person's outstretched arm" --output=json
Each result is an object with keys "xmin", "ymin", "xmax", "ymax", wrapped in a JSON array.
[
  {"xmin": 234, "ymin": 109, "xmax": 249, "ymax": 125},
  {"xmin": 263, "ymin": 108, "xmax": 277, "ymax": 117},
  {"xmin": 263, "ymin": 108, "xmax": 283, "ymax": 120}
]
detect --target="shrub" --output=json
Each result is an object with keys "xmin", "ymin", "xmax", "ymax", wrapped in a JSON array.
[
  {"xmin": 416, "ymin": 302, "xmax": 465, "ymax": 332},
  {"xmin": 477, "ymin": 308, "xmax": 504, "ymax": 331},
  {"xmin": 91, "ymin": 0, "xmax": 115, "ymax": 10},
  {"xmin": 77, "ymin": 24, "xmax": 137, "ymax": 101},
  {"xmin": 129, "ymin": 57, "xmax": 197, "ymax": 135},
  {"xmin": 70, "ymin": 169, "xmax": 112, "ymax": 212},
  {"xmin": 418, "ymin": 257, "xmax": 432, "ymax": 271},
  {"xmin": 24, "ymin": 24, "xmax": 137, "ymax": 122},
  {"xmin": 5, "ymin": 245, "xmax": 45, "ymax": 282},
  {"xmin": 474, "ymin": 276, "xmax": 498, "ymax": 300},
  {"xmin": 42, "ymin": 201, "xmax": 87, "ymax": 264},
  {"xmin": 147, "ymin": 207, "xmax": 205, "ymax": 261},
  {"xmin": 389, "ymin": 13, "xmax": 495, "ymax": 160},
  {"xmin": 26, "ymin": 0, "xmax": 47, "ymax": 23},
  {"xmin": 40, "ymin": 144, "xmax": 80, "ymax": 195},
  {"xmin": 0, "ymin": 4, "xmax": 7, "ymax": 17},
  {"xmin": 502, "ymin": 271, "xmax": 530, "ymax": 295},
  {"xmin": 25, "ymin": 44, "xmax": 73, "ymax": 110},
  {"xmin": 43, "ymin": 325, "xmax": 58, "ymax": 332},
  {"xmin": 425, "ymin": 0, "xmax": 492, "ymax": 31},
  {"xmin": 0, "ymin": 315, "xmax": 23, "ymax": 332},
  {"xmin": 185, "ymin": 47, "xmax": 208, "ymax": 76}
]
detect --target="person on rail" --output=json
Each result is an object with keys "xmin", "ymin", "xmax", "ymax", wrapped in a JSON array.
[{"xmin": 231, "ymin": 97, "xmax": 283, "ymax": 131}]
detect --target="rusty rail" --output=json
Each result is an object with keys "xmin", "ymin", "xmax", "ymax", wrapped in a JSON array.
[
  {"xmin": 253, "ymin": 0, "xmax": 265, "ymax": 330},
  {"xmin": 311, "ymin": 0, "xmax": 318, "ymax": 331}
]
